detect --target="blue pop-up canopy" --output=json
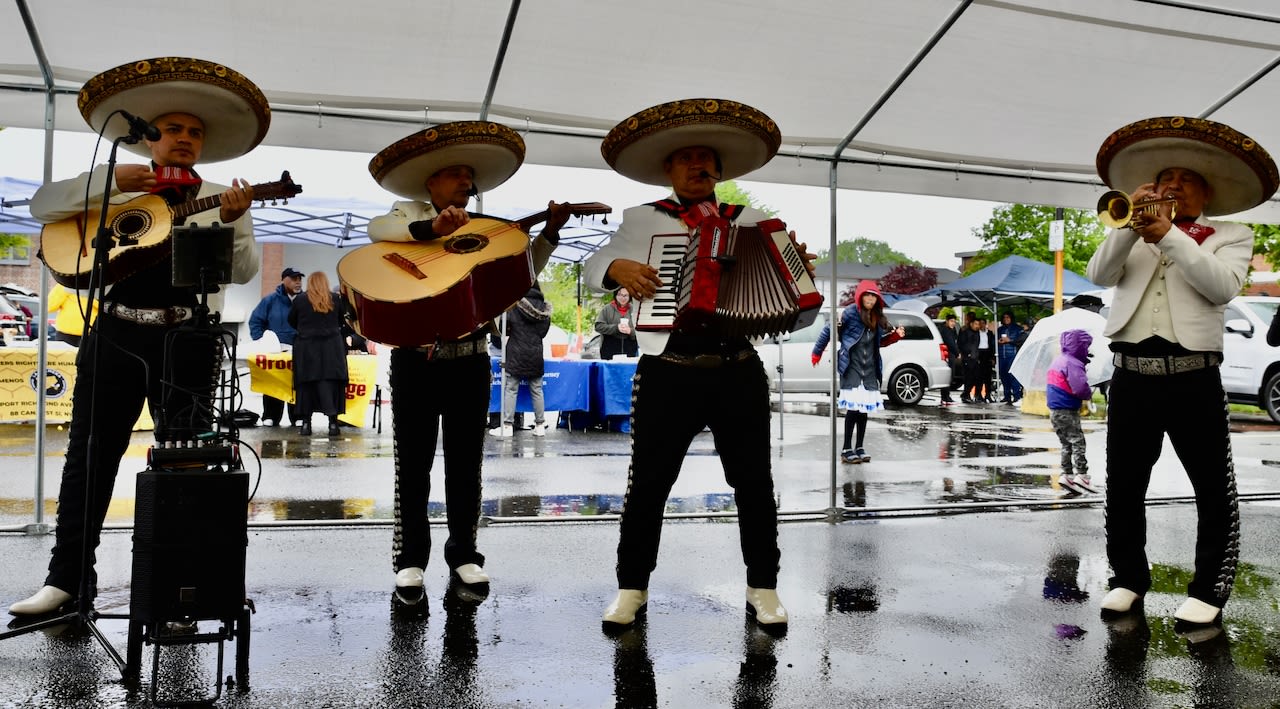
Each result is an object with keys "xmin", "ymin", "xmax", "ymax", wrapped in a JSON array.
[{"xmin": 924, "ymin": 254, "xmax": 1100, "ymax": 309}]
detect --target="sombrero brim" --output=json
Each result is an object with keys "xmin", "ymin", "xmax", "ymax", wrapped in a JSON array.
[
  {"xmin": 602, "ymin": 99, "xmax": 781, "ymax": 186},
  {"xmin": 370, "ymin": 122, "xmax": 525, "ymax": 202},
  {"xmin": 79, "ymin": 57, "xmax": 270, "ymax": 164},
  {"xmin": 1097, "ymin": 116, "xmax": 1278, "ymax": 217}
]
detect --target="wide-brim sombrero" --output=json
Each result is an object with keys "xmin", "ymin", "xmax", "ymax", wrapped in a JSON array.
[
  {"xmin": 602, "ymin": 98, "xmax": 781, "ymax": 186},
  {"xmin": 78, "ymin": 57, "xmax": 270, "ymax": 164},
  {"xmin": 1097, "ymin": 116, "xmax": 1278, "ymax": 217},
  {"xmin": 370, "ymin": 122, "xmax": 525, "ymax": 202}
]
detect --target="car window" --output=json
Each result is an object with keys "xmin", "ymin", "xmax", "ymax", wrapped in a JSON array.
[
  {"xmin": 1223, "ymin": 304, "xmax": 1250, "ymax": 329},
  {"xmin": 1242, "ymin": 300, "xmax": 1277, "ymax": 325},
  {"xmin": 886, "ymin": 312, "xmax": 932, "ymax": 340},
  {"xmin": 780, "ymin": 312, "xmax": 829, "ymax": 344}
]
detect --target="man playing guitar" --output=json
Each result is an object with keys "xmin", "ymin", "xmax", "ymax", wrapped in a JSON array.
[{"xmin": 366, "ymin": 121, "xmax": 571, "ymax": 610}]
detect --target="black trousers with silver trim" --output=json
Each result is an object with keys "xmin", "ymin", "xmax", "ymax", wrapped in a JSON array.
[
  {"xmin": 616, "ymin": 353, "xmax": 780, "ymax": 590},
  {"xmin": 389, "ymin": 348, "xmax": 489, "ymax": 574},
  {"xmin": 1104, "ymin": 365, "xmax": 1240, "ymax": 607}
]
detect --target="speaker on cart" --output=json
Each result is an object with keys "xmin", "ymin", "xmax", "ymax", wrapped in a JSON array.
[{"xmin": 130, "ymin": 469, "xmax": 249, "ymax": 624}]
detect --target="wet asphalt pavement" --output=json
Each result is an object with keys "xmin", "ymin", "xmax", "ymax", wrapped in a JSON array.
[{"xmin": 1, "ymin": 394, "xmax": 1280, "ymax": 707}]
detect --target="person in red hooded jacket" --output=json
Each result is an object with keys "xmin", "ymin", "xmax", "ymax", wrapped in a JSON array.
[{"xmin": 811, "ymin": 280, "xmax": 905, "ymax": 463}]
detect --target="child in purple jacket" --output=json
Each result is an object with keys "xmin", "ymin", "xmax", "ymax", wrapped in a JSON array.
[{"xmin": 1047, "ymin": 329, "xmax": 1094, "ymax": 489}]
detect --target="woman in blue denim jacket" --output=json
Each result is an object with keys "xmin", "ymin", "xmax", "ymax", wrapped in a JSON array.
[{"xmin": 812, "ymin": 279, "xmax": 904, "ymax": 463}]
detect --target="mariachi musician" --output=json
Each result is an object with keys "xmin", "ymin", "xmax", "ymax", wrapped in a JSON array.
[
  {"xmin": 583, "ymin": 98, "xmax": 817, "ymax": 632},
  {"xmin": 365, "ymin": 122, "xmax": 570, "ymax": 609},
  {"xmin": 9, "ymin": 57, "xmax": 266, "ymax": 616}
]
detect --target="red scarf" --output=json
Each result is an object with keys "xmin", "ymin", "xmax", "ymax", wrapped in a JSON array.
[
  {"xmin": 615, "ymin": 301, "xmax": 629, "ymax": 316},
  {"xmin": 1176, "ymin": 220, "xmax": 1215, "ymax": 245}
]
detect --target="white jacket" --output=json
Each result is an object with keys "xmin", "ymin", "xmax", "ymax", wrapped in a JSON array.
[{"xmin": 1086, "ymin": 216, "xmax": 1251, "ymax": 352}]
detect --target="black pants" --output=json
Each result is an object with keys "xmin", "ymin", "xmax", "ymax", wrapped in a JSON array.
[
  {"xmin": 261, "ymin": 394, "xmax": 296, "ymax": 425},
  {"xmin": 46, "ymin": 316, "xmax": 216, "ymax": 596},
  {"xmin": 616, "ymin": 353, "xmax": 780, "ymax": 590},
  {"xmin": 389, "ymin": 348, "xmax": 489, "ymax": 573},
  {"xmin": 1104, "ymin": 365, "xmax": 1240, "ymax": 607}
]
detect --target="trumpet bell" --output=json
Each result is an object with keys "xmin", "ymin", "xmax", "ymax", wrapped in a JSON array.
[
  {"xmin": 1097, "ymin": 191, "xmax": 1131, "ymax": 229},
  {"xmin": 1096, "ymin": 190, "xmax": 1177, "ymax": 229}
]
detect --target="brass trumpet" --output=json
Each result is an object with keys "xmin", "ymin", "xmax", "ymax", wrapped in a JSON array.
[{"xmin": 1096, "ymin": 190, "xmax": 1178, "ymax": 229}]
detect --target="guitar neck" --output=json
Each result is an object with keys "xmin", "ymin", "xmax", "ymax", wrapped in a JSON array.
[
  {"xmin": 514, "ymin": 202, "xmax": 611, "ymax": 233},
  {"xmin": 173, "ymin": 193, "xmax": 224, "ymax": 221}
]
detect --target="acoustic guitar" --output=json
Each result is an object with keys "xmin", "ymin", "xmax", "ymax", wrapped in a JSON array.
[
  {"xmin": 338, "ymin": 202, "xmax": 610, "ymax": 347},
  {"xmin": 39, "ymin": 171, "xmax": 302, "ymax": 288}
]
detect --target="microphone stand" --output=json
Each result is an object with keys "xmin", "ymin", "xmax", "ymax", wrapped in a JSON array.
[{"xmin": 0, "ymin": 126, "xmax": 145, "ymax": 679}]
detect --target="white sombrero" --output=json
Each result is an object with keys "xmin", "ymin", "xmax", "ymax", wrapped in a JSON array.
[
  {"xmin": 78, "ymin": 57, "xmax": 270, "ymax": 164},
  {"xmin": 369, "ymin": 121, "xmax": 525, "ymax": 202},
  {"xmin": 601, "ymin": 98, "xmax": 781, "ymax": 186},
  {"xmin": 1097, "ymin": 116, "xmax": 1278, "ymax": 217}
]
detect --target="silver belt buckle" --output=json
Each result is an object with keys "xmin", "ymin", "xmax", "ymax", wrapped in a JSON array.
[{"xmin": 1136, "ymin": 356, "xmax": 1166, "ymax": 375}]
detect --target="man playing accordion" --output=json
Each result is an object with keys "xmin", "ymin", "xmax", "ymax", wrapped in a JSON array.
[{"xmin": 583, "ymin": 98, "xmax": 817, "ymax": 633}]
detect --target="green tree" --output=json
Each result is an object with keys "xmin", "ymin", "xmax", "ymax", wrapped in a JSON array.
[
  {"xmin": 715, "ymin": 180, "xmax": 775, "ymax": 216},
  {"xmin": 0, "ymin": 233, "xmax": 29, "ymax": 251},
  {"xmin": 814, "ymin": 237, "xmax": 917, "ymax": 266},
  {"xmin": 1252, "ymin": 223, "xmax": 1280, "ymax": 270},
  {"xmin": 966, "ymin": 204, "xmax": 1104, "ymax": 275}
]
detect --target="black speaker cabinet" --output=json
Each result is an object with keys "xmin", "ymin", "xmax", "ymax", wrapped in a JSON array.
[{"xmin": 131, "ymin": 469, "xmax": 249, "ymax": 624}]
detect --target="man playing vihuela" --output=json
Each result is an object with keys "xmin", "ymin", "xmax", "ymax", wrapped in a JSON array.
[{"xmin": 364, "ymin": 122, "xmax": 570, "ymax": 610}]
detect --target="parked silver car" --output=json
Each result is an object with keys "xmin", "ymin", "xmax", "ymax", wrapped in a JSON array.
[{"xmin": 756, "ymin": 308, "xmax": 952, "ymax": 405}]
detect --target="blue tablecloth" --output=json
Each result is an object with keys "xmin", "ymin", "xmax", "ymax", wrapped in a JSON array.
[
  {"xmin": 592, "ymin": 360, "xmax": 637, "ymax": 418},
  {"xmin": 489, "ymin": 358, "xmax": 592, "ymax": 413}
]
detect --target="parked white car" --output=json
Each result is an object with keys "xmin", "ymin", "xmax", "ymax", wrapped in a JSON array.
[
  {"xmin": 1221, "ymin": 295, "xmax": 1280, "ymax": 421},
  {"xmin": 756, "ymin": 308, "xmax": 952, "ymax": 405}
]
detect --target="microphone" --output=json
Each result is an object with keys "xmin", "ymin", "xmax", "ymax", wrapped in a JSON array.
[
  {"xmin": 699, "ymin": 169, "xmax": 722, "ymax": 181},
  {"xmin": 119, "ymin": 110, "xmax": 161, "ymax": 141},
  {"xmin": 467, "ymin": 184, "xmax": 479, "ymax": 197}
]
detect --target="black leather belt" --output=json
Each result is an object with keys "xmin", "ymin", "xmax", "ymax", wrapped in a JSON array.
[
  {"xmin": 1112, "ymin": 352, "xmax": 1221, "ymax": 375},
  {"xmin": 655, "ymin": 349, "xmax": 756, "ymax": 369},
  {"xmin": 102, "ymin": 302, "xmax": 193, "ymax": 326}
]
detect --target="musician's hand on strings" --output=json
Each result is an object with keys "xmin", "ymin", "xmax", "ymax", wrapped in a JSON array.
[
  {"xmin": 114, "ymin": 164, "xmax": 157, "ymax": 193},
  {"xmin": 789, "ymin": 230, "xmax": 818, "ymax": 278},
  {"xmin": 219, "ymin": 178, "xmax": 254, "ymax": 223},
  {"xmin": 541, "ymin": 201, "xmax": 572, "ymax": 244},
  {"xmin": 433, "ymin": 206, "xmax": 471, "ymax": 237},
  {"xmin": 607, "ymin": 259, "xmax": 662, "ymax": 301}
]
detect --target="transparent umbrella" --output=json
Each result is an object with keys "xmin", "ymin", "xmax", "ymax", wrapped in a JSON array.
[{"xmin": 1009, "ymin": 307, "xmax": 1114, "ymax": 391}]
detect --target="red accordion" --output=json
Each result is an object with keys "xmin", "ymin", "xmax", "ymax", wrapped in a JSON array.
[{"xmin": 635, "ymin": 217, "xmax": 822, "ymax": 338}]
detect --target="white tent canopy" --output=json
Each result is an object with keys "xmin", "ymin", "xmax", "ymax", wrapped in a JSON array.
[{"xmin": 3, "ymin": 0, "xmax": 1279, "ymax": 222}]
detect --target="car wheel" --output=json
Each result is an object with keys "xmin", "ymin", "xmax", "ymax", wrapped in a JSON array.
[
  {"xmin": 1262, "ymin": 371, "xmax": 1280, "ymax": 424},
  {"xmin": 887, "ymin": 366, "xmax": 925, "ymax": 406}
]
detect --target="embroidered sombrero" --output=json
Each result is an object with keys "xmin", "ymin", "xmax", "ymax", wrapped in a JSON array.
[
  {"xmin": 1097, "ymin": 116, "xmax": 1278, "ymax": 216},
  {"xmin": 78, "ymin": 57, "xmax": 270, "ymax": 164},
  {"xmin": 370, "ymin": 121, "xmax": 525, "ymax": 202},
  {"xmin": 602, "ymin": 98, "xmax": 781, "ymax": 186}
]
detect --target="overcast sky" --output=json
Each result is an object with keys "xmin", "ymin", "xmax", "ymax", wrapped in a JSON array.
[{"xmin": 0, "ymin": 127, "xmax": 1000, "ymax": 268}]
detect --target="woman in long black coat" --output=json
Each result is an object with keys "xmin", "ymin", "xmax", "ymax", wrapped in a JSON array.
[
  {"xmin": 288, "ymin": 271, "xmax": 349, "ymax": 436},
  {"xmin": 491, "ymin": 283, "xmax": 553, "ymax": 437}
]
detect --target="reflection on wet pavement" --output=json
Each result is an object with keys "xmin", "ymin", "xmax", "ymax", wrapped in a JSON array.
[{"xmin": 3, "ymin": 396, "xmax": 1280, "ymax": 529}]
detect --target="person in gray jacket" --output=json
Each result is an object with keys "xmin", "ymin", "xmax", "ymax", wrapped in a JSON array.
[{"xmin": 1087, "ymin": 116, "xmax": 1278, "ymax": 629}]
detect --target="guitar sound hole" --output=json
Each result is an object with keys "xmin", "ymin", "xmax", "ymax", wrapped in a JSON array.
[
  {"xmin": 444, "ymin": 234, "xmax": 489, "ymax": 254},
  {"xmin": 112, "ymin": 211, "xmax": 152, "ymax": 245}
]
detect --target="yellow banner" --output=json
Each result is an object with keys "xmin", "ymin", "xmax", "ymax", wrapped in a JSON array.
[
  {"xmin": 0, "ymin": 347, "xmax": 78, "ymax": 422},
  {"xmin": 248, "ymin": 352, "xmax": 376, "ymax": 428}
]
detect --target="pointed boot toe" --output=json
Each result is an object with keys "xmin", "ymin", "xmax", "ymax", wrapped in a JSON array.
[
  {"xmin": 602, "ymin": 589, "xmax": 648, "ymax": 629},
  {"xmin": 8, "ymin": 586, "xmax": 73, "ymax": 616},
  {"xmin": 746, "ymin": 587, "xmax": 788, "ymax": 630},
  {"xmin": 1100, "ymin": 587, "xmax": 1142, "ymax": 617},
  {"xmin": 1173, "ymin": 597, "xmax": 1221, "ymax": 625}
]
